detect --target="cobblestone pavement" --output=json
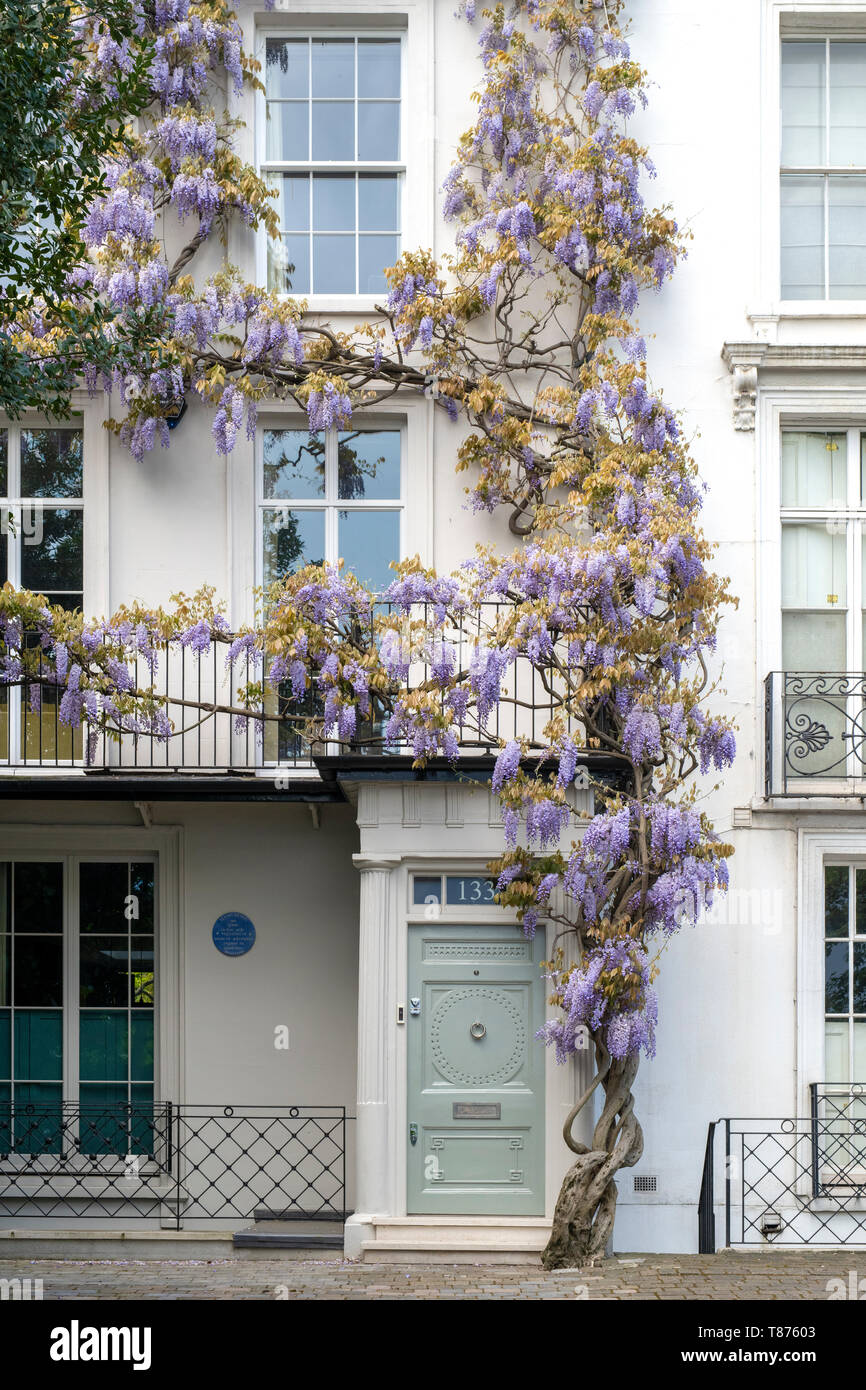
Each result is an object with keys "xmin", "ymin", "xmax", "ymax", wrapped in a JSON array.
[{"xmin": 0, "ymin": 1251, "xmax": 863, "ymax": 1299}]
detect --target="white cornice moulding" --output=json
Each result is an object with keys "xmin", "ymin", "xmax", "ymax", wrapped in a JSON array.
[{"xmin": 721, "ymin": 341, "xmax": 866, "ymax": 431}]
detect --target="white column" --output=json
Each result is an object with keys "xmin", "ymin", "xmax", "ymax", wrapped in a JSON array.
[{"xmin": 345, "ymin": 855, "xmax": 398, "ymax": 1256}]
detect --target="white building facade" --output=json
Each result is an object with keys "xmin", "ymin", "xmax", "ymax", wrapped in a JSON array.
[{"xmin": 1, "ymin": 0, "xmax": 866, "ymax": 1260}]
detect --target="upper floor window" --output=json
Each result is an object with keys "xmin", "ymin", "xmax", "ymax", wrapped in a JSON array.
[
  {"xmin": 780, "ymin": 429, "xmax": 866, "ymax": 673},
  {"xmin": 259, "ymin": 425, "xmax": 403, "ymax": 595},
  {"xmin": 0, "ymin": 427, "xmax": 84, "ymax": 764},
  {"xmin": 263, "ymin": 35, "xmax": 403, "ymax": 296},
  {"xmin": 0, "ymin": 426, "xmax": 83, "ymax": 610},
  {"xmin": 781, "ymin": 39, "xmax": 866, "ymax": 298}
]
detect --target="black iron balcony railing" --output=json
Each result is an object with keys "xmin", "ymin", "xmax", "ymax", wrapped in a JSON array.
[
  {"xmin": 0, "ymin": 1102, "xmax": 347, "ymax": 1229},
  {"xmin": 698, "ymin": 1084, "xmax": 866, "ymax": 1251},
  {"xmin": 0, "ymin": 602, "xmax": 590, "ymax": 776},
  {"xmin": 764, "ymin": 671, "xmax": 866, "ymax": 795}
]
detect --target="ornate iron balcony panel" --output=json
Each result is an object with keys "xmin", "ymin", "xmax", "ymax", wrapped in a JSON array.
[{"xmin": 765, "ymin": 672, "xmax": 866, "ymax": 795}]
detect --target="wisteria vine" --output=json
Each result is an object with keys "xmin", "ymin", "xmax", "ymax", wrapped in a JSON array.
[{"xmin": 2, "ymin": 0, "xmax": 735, "ymax": 1263}]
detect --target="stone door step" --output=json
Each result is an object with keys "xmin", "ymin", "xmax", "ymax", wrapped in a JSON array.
[{"xmin": 359, "ymin": 1216, "xmax": 550, "ymax": 1264}]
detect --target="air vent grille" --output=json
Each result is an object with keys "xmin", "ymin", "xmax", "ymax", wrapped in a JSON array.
[{"xmin": 633, "ymin": 1175, "xmax": 658, "ymax": 1193}]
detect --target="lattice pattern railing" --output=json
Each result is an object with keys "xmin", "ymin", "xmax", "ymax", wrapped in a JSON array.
[{"xmin": 0, "ymin": 1103, "xmax": 347, "ymax": 1229}]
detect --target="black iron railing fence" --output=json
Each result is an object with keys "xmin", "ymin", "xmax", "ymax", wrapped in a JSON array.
[
  {"xmin": 0, "ymin": 602, "xmax": 587, "ymax": 773},
  {"xmin": 698, "ymin": 1085, "xmax": 866, "ymax": 1251},
  {"xmin": 0, "ymin": 1102, "xmax": 347, "ymax": 1229},
  {"xmin": 764, "ymin": 671, "xmax": 866, "ymax": 795}
]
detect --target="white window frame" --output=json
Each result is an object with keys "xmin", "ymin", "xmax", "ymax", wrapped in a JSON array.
[
  {"xmin": 758, "ymin": 2, "xmax": 866, "ymax": 318},
  {"xmin": 0, "ymin": 401, "xmax": 110, "ymax": 768},
  {"xmin": 0, "ymin": 827, "xmax": 182, "ymax": 1174},
  {"xmin": 780, "ymin": 34, "xmax": 866, "ymax": 301},
  {"xmin": 780, "ymin": 424, "xmax": 866, "ymax": 671},
  {"xmin": 757, "ymin": 386, "xmax": 866, "ymax": 800},
  {"xmin": 255, "ymin": 416, "xmax": 407, "ymax": 597},
  {"xmin": 256, "ymin": 15, "xmax": 418, "ymax": 312},
  {"xmin": 799, "ymin": 827, "xmax": 866, "ymax": 1110}
]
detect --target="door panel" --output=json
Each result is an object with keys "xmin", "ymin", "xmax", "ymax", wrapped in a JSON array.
[{"xmin": 407, "ymin": 924, "xmax": 545, "ymax": 1215}]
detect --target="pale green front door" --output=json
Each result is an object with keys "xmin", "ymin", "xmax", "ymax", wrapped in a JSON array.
[{"xmin": 407, "ymin": 923, "xmax": 545, "ymax": 1215}]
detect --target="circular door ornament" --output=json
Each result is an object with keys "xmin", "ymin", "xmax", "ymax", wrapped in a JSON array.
[{"xmin": 430, "ymin": 986, "xmax": 526, "ymax": 1086}]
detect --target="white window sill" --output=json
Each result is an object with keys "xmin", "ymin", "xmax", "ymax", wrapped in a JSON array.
[
  {"xmin": 750, "ymin": 302, "xmax": 866, "ymax": 322},
  {"xmin": 283, "ymin": 295, "xmax": 389, "ymax": 317}
]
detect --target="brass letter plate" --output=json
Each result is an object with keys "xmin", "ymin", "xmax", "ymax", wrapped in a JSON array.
[{"xmin": 452, "ymin": 1102, "xmax": 501, "ymax": 1120}]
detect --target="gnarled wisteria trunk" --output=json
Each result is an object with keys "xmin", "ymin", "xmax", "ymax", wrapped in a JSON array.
[{"xmin": 542, "ymin": 1045, "xmax": 643, "ymax": 1268}]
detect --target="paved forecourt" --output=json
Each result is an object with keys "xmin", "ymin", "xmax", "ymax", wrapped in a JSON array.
[{"xmin": 0, "ymin": 1251, "xmax": 864, "ymax": 1300}]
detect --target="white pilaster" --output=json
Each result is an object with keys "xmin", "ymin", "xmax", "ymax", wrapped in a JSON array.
[{"xmin": 345, "ymin": 854, "xmax": 399, "ymax": 1258}]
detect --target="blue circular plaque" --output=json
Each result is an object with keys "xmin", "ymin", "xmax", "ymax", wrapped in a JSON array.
[{"xmin": 212, "ymin": 912, "xmax": 256, "ymax": 957}]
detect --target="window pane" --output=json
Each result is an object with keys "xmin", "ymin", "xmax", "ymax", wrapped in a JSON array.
[
  {"xmin": 266, "ymin": 102, "xmax": 308, "ymax": 161},
  {"xmin": 338, "ymin": 430, "xmax": 400, "ymax": 500},
  {"xmin": 359, "ymin": 235, "xmax": 399, "ymax": 293},
  {"xmin": 829, "ymin": 176, "xmax": 866, "ymax": 297},
  {"xmin": 131, "ymin": 940, "xmax": 154, "ymax": 1007},
  {"xmin": 825, "ymin": 1020, "xmax": 849, "ymax": 1082},
  {"xmin": 14, "ymin": 1010, "xmax": 62, "ymax": 1080},
  {"xmin": 359, "ymin": 175, "xmax": 399, "ymax": 231},
  {"xmin": 782, "ymin": 524, "xmax": 846, "ymax": 609},
  {"xmin": 826, "ymin": 940, "xmax": 849, "ymax": 1012},
  {"xmin": 358, "ymin": 102, "xmax": 400, "ymax": 161},
  {"xmin": 313, "ymin": 234, "xmax": 355, "ymax": 293},
  {"xmin": 264, "ymin": 430, "xmax": 325, "ymax": 499},
  {"xmin": 79, "ymin": 1083, "xmax": 133, "ymax": 1156},
  {"xmin": 311, "ymin": 40, "xmax": 354, "ymax": 99},
  {"xmin": 781, "ymin": 432, "xmax": 846, "ymax": 507},
  {"xmin": 829, "ymin": 43, "xmax": 866, "ymax": 165},
  {"xmin": 130, "ymin": 863, "xmax": 154, "ymax": 935},
  {"xmin": 20, "ymin": 508, "xmax": 83, "ymax": 593},
  {"xmin": 413, "ymin": 876, "xmax": 442, "ymax": 906},
  {"xmin": 827, "ymin": 865, "xmax": 849, "ymax": 937},
  {"xmin": 338, "ymin": 509, "xmax": 400, "ymax": 592},
  {"xmin": 313, "ymin": 175, "xmax": 355, "ymax": 231},
  {"xmin": 262, "ymin": 508, "xmax": 325, "ymax": 587},
  {"xmin": 20, "ymin": 430, "xmax": 82, "ymax": 499},
  {"xmin": 855, "ymin": 941, "xmax": 866, "ymax": 1012},
  {"xmin": 266, "ymin": 38, "xmax": 308, "ymax": 99},
  {"xmin": 14, "ymin": 1083, "xmax": 62, "ymax": 1153},
  {"xmin": 80, "ymin": 937, "xmax": 129, "ymax": 1007},
  {"xmin": 781, "ymin": 175, "xmax": 824, "ymax": 298},
  {"xmin": 269, "ymin": 234, "xmax": 310, "ymax": 296},
  {"xmin": 269, "ymin": 173, "xmax": 309, "ymax": 230},
  {"xmin": 0, "ymin": 939, "xmax": 8, "ymax": 1007},
  {"xmin": 0, "ymin": 1008, "xmax": 9, "ymax": 1076},
  {"xmin": 358, "ymin": 40, "xmax": 401, "ymax": 99},
  {"xmin": 80, "ymin": 862, "xmax": 129, "ymax": 934},
  {"xmin": 131, "ymin": 1013, "xmax": 154, "ymax": 1081},
  {"xmin": 80, "ymin": 1011, "xmax": 128, "ymax": 1081},
  {"xmin": 782, "ymin": 611, "xmax": 846, "ymax": 670},
  {"xmin": 311, "ymin": 102, "xmax": 354, "ymax": 160},
  {"xmin": 14, "ymin": 936, "xmax": 62, "ymax": 1006},
  {"xmin": 781, "ymin": 41, "xmax": 826, "ymax": 166},
  {"xmin": 13, "ymin": 862, "xmax": 62, "ymax": 932},
  {"xmin": 0, "ymin": 428, "xmax": 7, "ymax": 494}
]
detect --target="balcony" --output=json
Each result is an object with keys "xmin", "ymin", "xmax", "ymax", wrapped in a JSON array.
[
  {"xmin": 0, "ymin": 603, "xmax": 614, "ymax": 798},
  {"xmin": 764, "ymin": 672, "xmax": 866, "ymax": 796}
]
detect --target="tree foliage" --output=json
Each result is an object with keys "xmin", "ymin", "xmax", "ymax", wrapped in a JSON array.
[
  {"xmin": 0, "ymin": 1, "xmax": 155, "ymax": 416},
  {"xmin": 0, "ymin": 0, "xmax": 736, "ymax": 1264}
]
